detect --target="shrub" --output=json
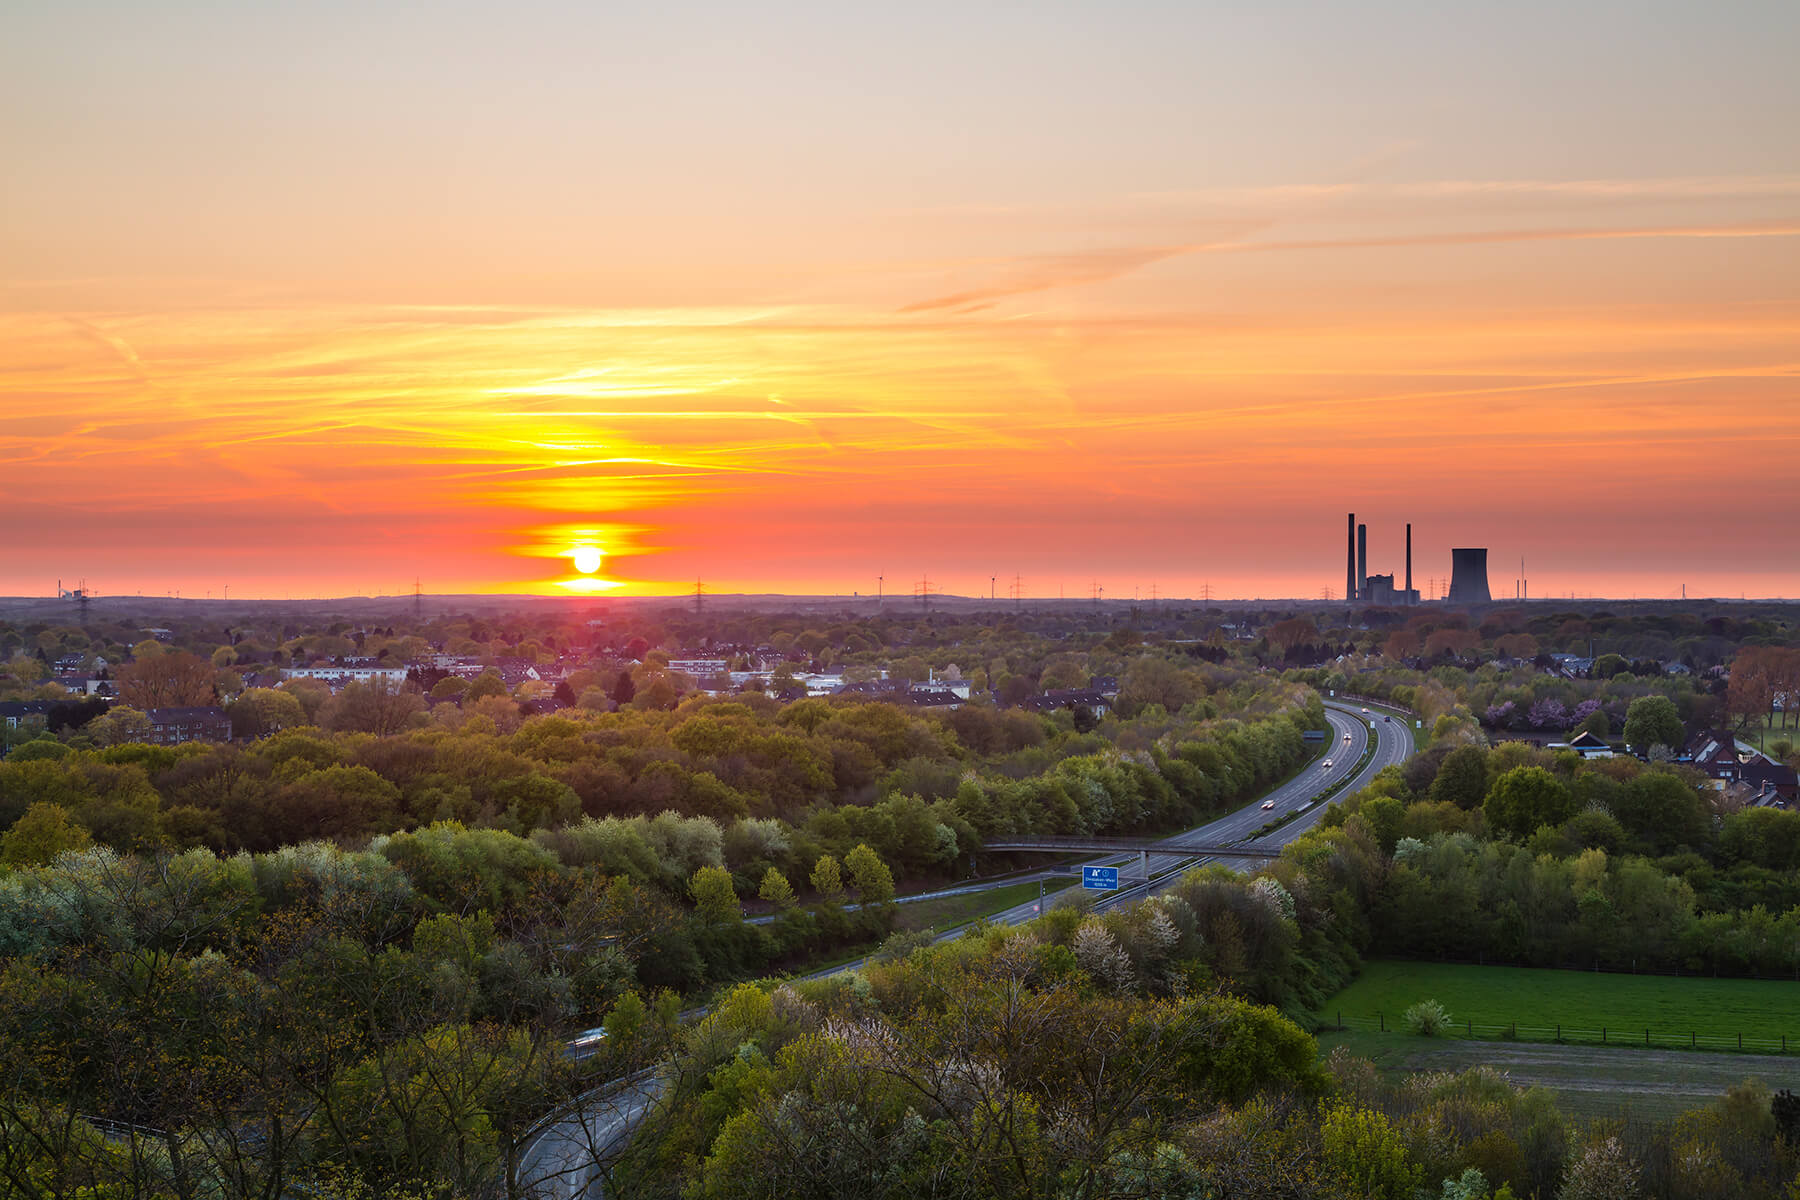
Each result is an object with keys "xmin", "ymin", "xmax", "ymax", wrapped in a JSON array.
[{"xmin": 1404, "ymin": 998, "xmax": 1452, "ymax": 1037}]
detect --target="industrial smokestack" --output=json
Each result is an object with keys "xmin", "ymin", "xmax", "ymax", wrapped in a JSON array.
[
  {"xmin": 1346, "ymin": 513, "xmax": 1356, "ymax": 603},
  {"xmin": 1405, "ymin": 523, "xmax": 1413, "ymax": 604},
  {"xmin": 1357, "ymin": 524, "xmax": 1367, "ymax": 601}
]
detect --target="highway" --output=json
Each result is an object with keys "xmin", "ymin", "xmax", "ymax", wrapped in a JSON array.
[
  {"xmin": 515, "ymin": 696, "xmax": 1416, "ymax": 1197},
  {"xmin": 978, "ymin": 698, "xmax": 1415, "ymax": 922},
  {"xmin": 516, "ymin": 1075, "xmax": 661, "ymax": 1199}
]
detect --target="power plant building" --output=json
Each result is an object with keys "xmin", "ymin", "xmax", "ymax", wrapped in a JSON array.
[{"xmin": 1344, "ymin": 514, "xmax": 1421, "ymax": 605}]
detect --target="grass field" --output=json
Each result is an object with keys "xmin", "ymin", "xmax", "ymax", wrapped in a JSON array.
[
  {"xmin": 787, "ymin": 879, "xmax": 1077, "ymax": 978},
  {"xmin": 1311, "ymin": 1031, "xmax": 1793, "ymax": 1120},
  {"xmin": 1748, "ymin": 714, "xmax": 1797, "ymax": 755},
  {"xmin": 896, "ymin": 879, "xmax": 1074, "ymax": 932},
  {"xmin": 1314, "ymin": 960, "xmax": 1800, "ymax": 1053}
]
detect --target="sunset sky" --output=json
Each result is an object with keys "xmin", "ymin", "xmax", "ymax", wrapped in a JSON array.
[{"xmin": 5, "ymin": 0, "xmax": 1798, "ymax": 601}]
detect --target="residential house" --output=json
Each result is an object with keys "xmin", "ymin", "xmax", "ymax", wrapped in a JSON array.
[
  {"xmin": 285, "ymin": 662, "xmax": 409, "ymax": 689},
  {"xmin": 53, "ymin": 675, "xmax": 116, "ymax": 698},
  {"xmin": 1740, "ymin": 759, "xmax": 1800, "ymax": 804},
  {"xmin": 147, "ymin": 706, "xmax": 232, "ymax": 746},
  {"xmin": 0, "ymin": 700, "xmax": 52, "ymax": 733},
  {"xmin": 1023, "ymin": 688, "xmax": 1112, "ymax": 717},
  {"xmin": 1564, "ymin": 730, "xmax": 1615, "ymax": 759},
  {"xmin": 667, "ymin": 658, "xmax": 730, "ymax": 677},
  {"xmin": 1684, "ymin": 731, "xmax": 1747, "ymax": 783},
  {"xmin": 1548, "ymin": 654, "xmax": 1594, "ymax": 679}
]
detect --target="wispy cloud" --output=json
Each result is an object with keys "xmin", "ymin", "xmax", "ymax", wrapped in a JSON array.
[
  {"xmin": 900, "ymin": 221, "xmax": 1800, "ymax": 312},
  {"xmin": 1131, "ymin": 173, "xmax": 1800, "ymax": 207},
  {"xmin": 897, "ymin": 245, "xmax": 1204, "ymax": 313}
]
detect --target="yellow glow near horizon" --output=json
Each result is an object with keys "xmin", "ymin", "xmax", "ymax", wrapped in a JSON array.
[{"xmin": 554, "ymin": 575, "xmax": 625, "ymax": 593}]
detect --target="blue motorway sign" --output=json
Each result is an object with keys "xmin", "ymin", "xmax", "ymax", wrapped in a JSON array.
[{"xmin": 1082, "ymin": 866, "xmax": 1120, "ymax": 891}]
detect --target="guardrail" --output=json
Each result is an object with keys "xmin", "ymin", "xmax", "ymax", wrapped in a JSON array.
[
  {"xmin": 1337, "ymin": 693, "xmax": 1417, "ymax": 717},
  {"xmin": 982, "ymin": 836, "xmax": 1275, "ymax": 859}
]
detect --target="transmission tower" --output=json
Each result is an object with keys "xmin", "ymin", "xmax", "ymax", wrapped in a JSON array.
[
  {"xmin": 914, "ymin": 576, "xmax": 932, "ymax": 610},
  {"xmin": 1009, "ymin": 574, "xmax": 1023, "ymax": 610},
  {"xmin": 694, "ymin": 578, "xmax": 704, "ymax": 615}
]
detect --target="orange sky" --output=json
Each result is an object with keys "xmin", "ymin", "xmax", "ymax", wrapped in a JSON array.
[{"xmin": 4, "ymin": 2, "xmax": 1799, "ymax": 601}]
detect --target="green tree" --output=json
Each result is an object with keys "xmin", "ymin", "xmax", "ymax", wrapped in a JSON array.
[
  {"xmin": 1621, "ymin": 695, "xmax": 1683, "ymax": 753},
  {"xmin": 1611, "ymin": 772, "xmax": 1707, "ymax": 853},
  {"xmin": 1442, "ymin": 1167, "xmax": 1515, "ymax": 1200},
  {"xmin": 604, "ymin": 990, "xmax": 647, "ymax": 1048},
  {"xmin": 1590, "ymin": 654, "xmax": 1631, "ymax": 680},
  {"xmin": 429, "ymin": 676, "xmax": 469, "ymax": 700},
  {"xmin": 1117, "ymin": 655, "xmax": 1200, "ymax": 716},
  {"xmin": 0, "ymin": 801, "xmax": 92, "ymax": 866},
  {"xmin": 1573, "ymin": 708, "xmax": 1611, "ymax": 739},
  {"xmin": 757, "ymin": 867, "xmax": 795, "ymax": 909},
  {"xmin": 464, "ymin": 670, "xmax": 508, "ymax": 702},
  {"xmin": 87, "ymin": 705, "xmax": 155, "ymax": 747},
  {"xmin": 1403, "ymin": 999, "xmax": 1451, "ymax": 1036},
  {"xmin": 631, "ymin": 674, "xmax": 679, "ymax": 711},
  {"xmin": 1321, "ymin": 1103, "xmax": 1422, "ymax": 1200},
  {"xmin": 1359, "ymin": 795, "xmax": 1406, "ymax": 854},
  {"xmin": 227, "ymin": 686, "xmax": 308, "ymax": 738},
  {"xmin": 1484, "ymin": 766, "xmax": 1576, "ymax": 841},
  {"xmin": 1429, "ymin": 745, "xmax": 1490, "ymax": 809},
  {"xmin": 844, "ymin": 843, "xmax": 895, "ymax": 904},
  {"xmin": 691, "ymin": 865, "xmax": 740, "ymax": 923},
  {"xmin": 810, "ymin": 855, "xmax": 845, "ymax": 904}
]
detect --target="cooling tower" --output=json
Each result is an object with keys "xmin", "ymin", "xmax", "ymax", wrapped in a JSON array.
[{"xmin": 1447, "ymin": 548, "xmax": 1491, "ymax": 605}]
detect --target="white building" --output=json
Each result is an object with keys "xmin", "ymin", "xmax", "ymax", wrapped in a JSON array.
[{"xmin": 284, "ymin": 664, "xmax": 410, "ymax": 687}]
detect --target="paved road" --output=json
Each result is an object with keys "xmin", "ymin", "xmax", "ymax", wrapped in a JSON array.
[
  {"xmin": 516, "ymin": 1076, "xmax": 661, "ymax": 1199},
  {"xmin": 986, "ymin": 699, "xmax": 1415, "ymax": 921},
  {"xmin": 516, "ymin": 697, "xmax": 1416, "ymax": 1196}
]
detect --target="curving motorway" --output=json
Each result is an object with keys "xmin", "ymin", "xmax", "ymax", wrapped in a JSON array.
[
  {"xmin": 516, "ymin": 696, "xmax": 1416, "ymax": 1197},
  {"xmin": 985, "ymin": 698, "xmax": 1414, "ymax": 919}
]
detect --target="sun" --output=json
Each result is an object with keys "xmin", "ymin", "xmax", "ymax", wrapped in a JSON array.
[{"xmin": 571, "ymin": 546, "xmax": 603, "ymax": 574}]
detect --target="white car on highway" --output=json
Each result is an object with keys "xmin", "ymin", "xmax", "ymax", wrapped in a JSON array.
[
  {"xmin": 1261, "ymin": 799, "xmax": 1276, "ymax": 809},
  {"xmin": 1322, "ymin": 758, "xmax": 1333, "ymax": 768}
]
